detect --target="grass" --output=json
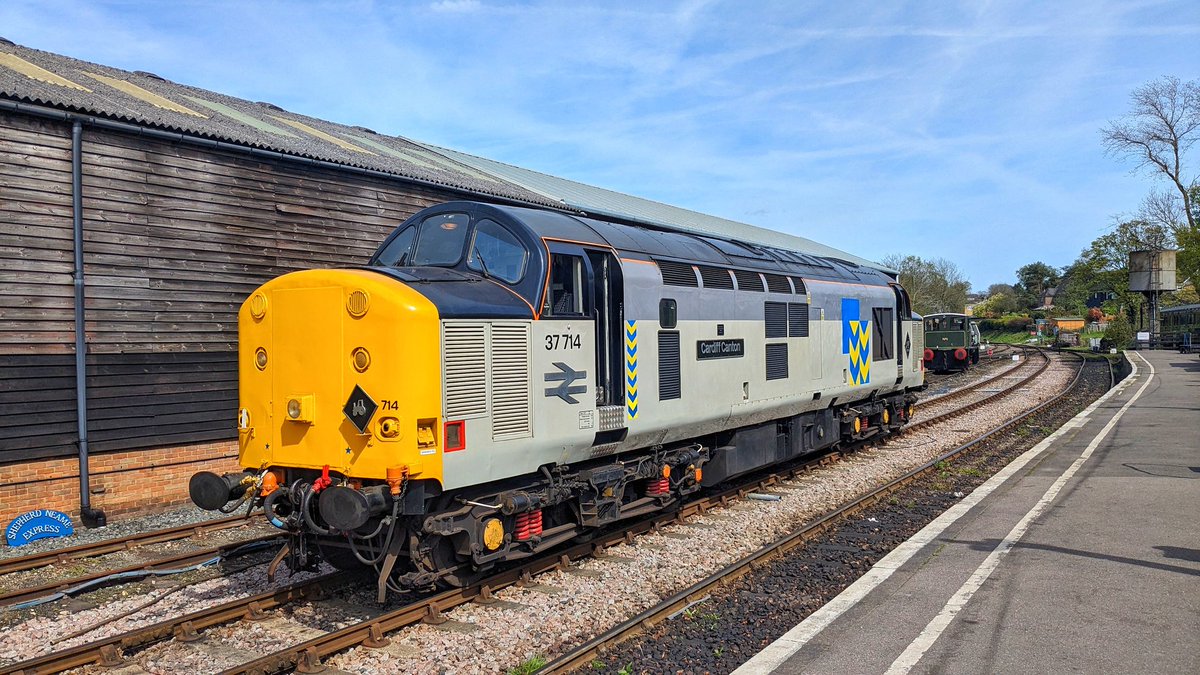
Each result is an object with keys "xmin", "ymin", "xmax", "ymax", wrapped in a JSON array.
[{"xmin": 508, "ymin": 655, "xmax": 547, "ymax": 675}]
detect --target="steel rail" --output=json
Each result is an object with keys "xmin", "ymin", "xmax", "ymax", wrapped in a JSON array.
[
  {"xmin": 916, "ymin": 345, "xmax": 1033, "ymax": 407},
  {"xmin": 221, "ymin": 357, "xmax": 1062, "ymax": 675},
  {"xmin": 6, "ymin": 353, "xmax": 1068, "ymax": 674},
  {"xmin": 0, "ymin": 534, "xmax": 282, "ymax": 608},
  {"xmin": 0, "ymin": 515, "xmax": 258, "ymax": 577},
  {"xmin": 0, "ymin": 572, "xmax": 350, "ymax": 675},
  {"xmin": 907, "ymin": 347, "xmax": 1048, "ymax": 433},
  {"xmin": 540, "ymin": 351, "xmax": 1089, "ymax": 673}
]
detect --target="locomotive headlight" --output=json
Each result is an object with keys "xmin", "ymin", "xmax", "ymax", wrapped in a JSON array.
[
  {"xmin": 249, "ymin": 293, "xmax": 268, "ymax": 319},
  {"xmin": 254, "ymin": 348, "xmax": 268, "ymax": 370},
  {"xmin": 287, "ymin": 398, "xmax": 302, "ymax": 419},
  {"xmin": 347, "ymin": 289, "xmax": 370, "ymax": 317},
  {"xmin": 352, "ymin": 347, "xmax": 371, "ymax": 372}
]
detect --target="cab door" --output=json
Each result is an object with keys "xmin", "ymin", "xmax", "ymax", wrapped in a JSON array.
[{"xmin": 542, "ymin": 243, "xmax": 623, "ymax": 408}]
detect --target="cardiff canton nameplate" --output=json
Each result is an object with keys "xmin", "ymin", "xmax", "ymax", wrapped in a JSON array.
[
  {"xmin": 696, "ymin": 339, "xmax": 744, "ymax": 360},
  {"xmin": 6, "ymin": 509, "xmax": 74, "ymax": 547}
]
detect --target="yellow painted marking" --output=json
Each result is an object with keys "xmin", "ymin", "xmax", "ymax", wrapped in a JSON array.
[
  {"xmin": 0, "ymin": 53, "xmax": 91, "ymax": 91},
  {"xmin": 270, "ymin": 116, "xmax": 375, "ymax": 154},
  {"xmin": 81, "ymin": 71, "xmax": 206, "ymax": 117}
]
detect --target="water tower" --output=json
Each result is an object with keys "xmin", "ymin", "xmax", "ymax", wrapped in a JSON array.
[{"xmin": 1129, "ymin": 250, "xmax": 1177, "ymax": 343}]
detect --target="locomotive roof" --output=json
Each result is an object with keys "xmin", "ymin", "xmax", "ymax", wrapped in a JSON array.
[
  {"xmin": 1162, "ymin": 304, "xmax": 1200, "ymax": 313},
  {"xmin": 0, "ymin": 39, "xmax": 890, "ymax": 274},
  {"xmin": 473, "ymin": 202, "xmax": 892, "ymax": 286}
]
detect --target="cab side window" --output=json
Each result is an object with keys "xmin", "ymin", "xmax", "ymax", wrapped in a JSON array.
[
  {"xmin": 375, "ymin": 225, "xmax": 416, "ymax": 267},
  {"xmin": 545, "ymin": 255, "xmax": 584, "ymax": 316},
  {"xmin": 467, "ymin": 219, "xmax": 528, "ymax": 283}
]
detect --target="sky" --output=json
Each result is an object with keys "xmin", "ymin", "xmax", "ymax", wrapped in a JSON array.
[{"xmin": 1, "ymin": 1, "xmax": 1197, "ymax": 290}]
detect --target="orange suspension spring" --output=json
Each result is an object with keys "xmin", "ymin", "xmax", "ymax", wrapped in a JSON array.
[
  {"xmin": 514, "ymin": 510, "xmax": 543, "ymax": 541},
  {"xmin": 647, "ymin": 477, "xmax": 670, "ymax": 497}
]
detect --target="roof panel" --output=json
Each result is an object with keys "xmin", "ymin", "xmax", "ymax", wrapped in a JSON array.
[{"xmin": 422, "ymin": 143, "xmax": 890, "ymax": 271}]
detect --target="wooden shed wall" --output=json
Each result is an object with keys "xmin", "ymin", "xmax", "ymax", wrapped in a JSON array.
[{"xmin": 0, "ymin": 111, "xmax": 456, "ymax": 462}]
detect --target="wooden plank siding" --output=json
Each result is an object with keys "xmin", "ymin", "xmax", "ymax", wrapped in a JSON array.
[{"xmin": 1, "ymin": 110, "xmax": 459, "ymax": 462}]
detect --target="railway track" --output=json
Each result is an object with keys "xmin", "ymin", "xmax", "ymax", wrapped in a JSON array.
[
  {"xmin": 0, "ymin": 515, "xmax": 258, "ymax": 577},
  {"xmin": 0, "ymin": 352, "xmax": 1079, "ymax": 674},
  {"xmin": 543, "ymin": 352, "xmax": 1101, "ymax": 672},
  {"xmin": 0, "ymin": 534, "xmax": 281, "ymax": 609}
]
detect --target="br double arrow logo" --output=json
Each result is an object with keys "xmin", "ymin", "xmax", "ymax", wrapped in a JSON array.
[{"xmin": 544, "ymin": 362, "xmax": 587, "ymax": 404}]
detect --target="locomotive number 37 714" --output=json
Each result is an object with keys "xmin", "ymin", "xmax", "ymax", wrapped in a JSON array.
[{"xmin": 545, "ymin": 333, "xmax": 582, "ymax": 350}]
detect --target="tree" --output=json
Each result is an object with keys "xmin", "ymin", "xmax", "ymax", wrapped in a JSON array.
[
  {"xmin": 1015, "ymin": 261, "xmax": 1061, "ymax": 308},
  {"xmin": 881, "ymin": 254, "xmax": 970, "ymax": 315},
  {"xmin": 1103, "ymin": 76, "xmax": 1199, "ymax": 232}
]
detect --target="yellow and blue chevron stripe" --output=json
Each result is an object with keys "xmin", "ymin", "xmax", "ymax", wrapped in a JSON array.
[
  {"xmin": 842, "ymin": 298, "xmax": 871, "ymax": 386},
  {"xmin": 625, "ymin": 320, "xmax": 638, "ymax": 419}
]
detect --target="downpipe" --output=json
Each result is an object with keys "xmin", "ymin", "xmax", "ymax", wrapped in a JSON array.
[{"xmin": 72, "ymin": 120, "xmax": 105, "ymax": 529}]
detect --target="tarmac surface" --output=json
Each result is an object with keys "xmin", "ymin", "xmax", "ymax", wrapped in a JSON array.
[{"xmin": 734, "ymin": 350, "xmax": 1200, "ymax": 674}]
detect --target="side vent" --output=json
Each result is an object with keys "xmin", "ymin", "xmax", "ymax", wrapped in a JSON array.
[
  {"xmin": 912, "ymin": 320, "xmax": 923, "ymax": 372},
  {"xmin": 733, "ymin": 270, "xmax": 765, "ymax": 292},
  {"xmin": 788, "ymin": 303, "xmax": 810, "ymax": 337},
  {"xmin": 766, "ymin": 343, "xmax": 788, "ymax": 380},
  {"xmin": 658, "ymin": 331, "xmax": 681, "ymax": 400},
  {"xmin": 764, "ymin": 302, "xmax": 788, "ymax": 338},
  {"xmin": 656, "ymin": 260, "xmax": 699, "ymax": 287},
  {"xmin": 443, "ymin": 322, "xmax": 488, "ymax": 419},
  {"xmin": 698, "ymin": 266, "xmax": 735, "ymax": 289},
  {"xmin": 764, "ymin": 273, "xmax": 791, "ymax": 293},
  {"xmin": 490, "ymin": 322, "xmax": 532, "ymax": 439},
  {"xmin": 790, "ymin": 277, "xmax": 807, "ymax": 295}
]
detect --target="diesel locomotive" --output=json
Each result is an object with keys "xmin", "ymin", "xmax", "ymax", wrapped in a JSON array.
[
  {"xmin": 922, "ymin": 312, "xmax": 981, "ymax": 372},
  {"xmin": 190, "ymin": 201, "xmax": 925, "ymax": 599}
]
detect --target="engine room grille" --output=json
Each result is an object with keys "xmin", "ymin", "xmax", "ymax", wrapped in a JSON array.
[
  {"xmin": 733, "ymin": 270, "xmax": 765, "ymax": 292},
  {"xmin": 489, "ymin": 322, "xmax": 532, "ymax": 439},
  {"xmin": 764, "ymin": 302, "xmax": 788, "ymax": 338},
  {"xmin": 698, "ymin": 266, "xmax": 735, "ymax": 290},
  {"xmin": 443, "ymin": 323, "xmax": 488, "ymax": 419},
  {"xmin": 764, "ymin": 273, "xmax": 791, "ymax": 294},
  {"xmin": 658, "ymin": 331, "xmax": 681, "ymax": 400},
  {"xmin": 912, "ymin": 320, "xmax": 923, "ymax": 372},
  {"xmin": 788, "ymin": 302, "xmax": 810, "ymax": 338},
  {"xmin": 655, "ymin": 260, "xmax": 699, "ymax": 287},
  {"xmin": 766, "ymin": 343, "xmax": 789, "ymax": 380}
]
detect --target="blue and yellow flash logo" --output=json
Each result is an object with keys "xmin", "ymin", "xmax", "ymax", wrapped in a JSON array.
[
  {"xmin": 842, "ymin": 298, "xmax": 871, "ymax": 385},
  {"xmin": 625, "ymin": 320, "xmax": 639, "ymax": 419}
]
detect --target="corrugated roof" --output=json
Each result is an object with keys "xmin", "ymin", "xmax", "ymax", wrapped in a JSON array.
[
  {"xmin": 0, "ymin": 38, "xmax": 888, "ymax": 272},
  {"xmin": 424, "ymin": 143, "xmax": 887, "ymax": 269},
  {"xmin": 0, "ymin": 40, "xmax": 554, "ymax": 207}
]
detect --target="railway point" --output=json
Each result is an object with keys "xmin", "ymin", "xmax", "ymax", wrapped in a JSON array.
[{"xmin": 734, "ymin": 349, "xmax": 1200, "ymax": 674}]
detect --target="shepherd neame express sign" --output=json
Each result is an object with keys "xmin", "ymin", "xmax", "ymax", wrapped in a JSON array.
[{"xmin": 5, "ymin": 510, "xmax": 74, "ymax": 547}]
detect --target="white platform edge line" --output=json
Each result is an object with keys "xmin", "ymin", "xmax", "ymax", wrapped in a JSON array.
[
  {"xmin": 732, "ymin": 354, "xmax": 1143, "ymax": 675},
  {"xmin": 885, "ymin": 352, "xmax": 1155, "ymax": 673}
]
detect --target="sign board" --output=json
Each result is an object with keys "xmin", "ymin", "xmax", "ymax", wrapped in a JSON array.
[
  {"xmin": 1136, "ymin": 331, "xmax": 1150, "ymax": 341},
  {"xmin": 5, "ymin": 510, "xmax": 74, "ymax": 547},
  {"xmin": 696, "ymin": 339, "xmax": 745, "ymax": 360}
]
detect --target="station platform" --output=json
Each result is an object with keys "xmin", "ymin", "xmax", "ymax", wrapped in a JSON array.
[{"xmin": 734, "ymin": 350, "xmax": 1200, "ymax": 674}]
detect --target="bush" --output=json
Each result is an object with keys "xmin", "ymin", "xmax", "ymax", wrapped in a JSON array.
[{"xmin": 1103, "ymin": 312, "xmax": 1134, "ymax": 349}]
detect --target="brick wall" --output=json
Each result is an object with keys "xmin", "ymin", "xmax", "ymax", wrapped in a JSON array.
[{"xmin": 0, "ymin": 441, "xmax": 240, "ymax": 527}]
